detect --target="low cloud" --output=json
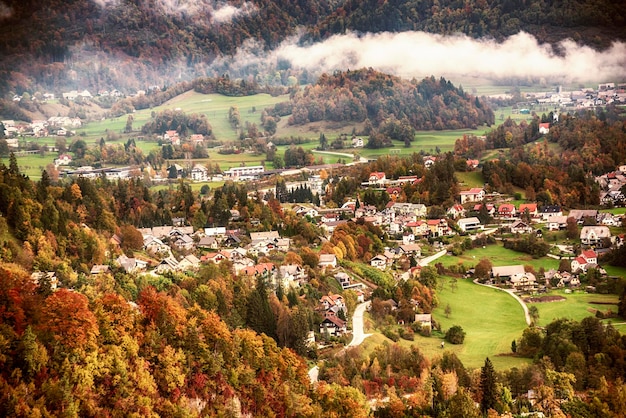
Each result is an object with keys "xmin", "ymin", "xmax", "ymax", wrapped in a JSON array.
[
  {"xmin": 212, "ymin": 2, "xmax": 257, "ymax": 24},
  {"xmin": 221, "ymin": 31, "xmax": 626, "ymax": 84},
  {"xmin": 0, "ymin": 1, "xmax": 13, "ymax": 20}
]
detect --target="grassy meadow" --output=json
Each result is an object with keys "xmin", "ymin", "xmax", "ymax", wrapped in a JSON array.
[
  {"xmin": 527, "ymin": 290, "xmax": 621, "ymax": 328},
  {"xmin": 362, "ymin": 277, "xmax": 531, "ymax": 370},
  {"xmin": 437, "ymin": 242, "xmax": 560, "ymax": 273}
]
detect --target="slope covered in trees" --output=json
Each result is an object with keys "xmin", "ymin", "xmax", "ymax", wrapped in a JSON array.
[
  {"xmin": 1, "ymin": 0, "xmax": 625, "ymax": 97},
  {"xmin": 284, "ymin": 69, "xmax": 494, "ymax": 134},
  {"xmin": 309, "ymin": 0, "xmax": 626, "ymax": 48}
]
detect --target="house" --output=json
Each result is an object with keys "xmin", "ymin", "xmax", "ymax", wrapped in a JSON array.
[
  {"xmin": 370, "ymin": 254, "xmax": 388, "ymax": 270},
  {"xmin": 405, "ymin": 220, "xmax": 429, "ymax": 236},
  {"xmin": 143, "ymin": 236, "xmax": 170, "ymax": 255},
  {"xmin": 320, "ymin": 313, "xmax": 347, "ymax": 337},
  {"xmin": 518, "ymin": 203, "xmax": 539, "ymax": 218},
  {"xmin": 473, "ymin": 203, "xmax": 496, "ymax": 216},
  {"xmin": 320, "ymin": 294, "xmax": 346, "ymax": 312},
  {"xmin": 491, "ymin": 265, "xmax": 526, "ymax": 281},
  {"xmin": 54, "ymin": 154, "xmax": 73, "ymax": 166},
  {"xmin": 279, "ymin": 264, "xmax": 307, "ymax": 285},
  {"xmin": 571, "ymin": 250, "xmax": 598, "ymax": 273},
  {"xmin": 402, "ymin": 232, "xmax": 415, "ymax": 245},
  {"xmin": 414, "ymin": 314, "xmax": 432, "ymax": 331},
  {"xmin": 368, "ymin": 171, "xmax": 387, "ymax": 185},
  {"xmin": 90, "ymin": 265, "xmax": 110, "ymax": 275},
  {"xmin": 319, "ymin": 254, "xmax": 337, "ymax": 269},
  {"xmin": 223, "ymin": 165, "xmax": 264, "ymax": 180},
  {"xmin": 539, "ymin": 123, "xmax": 550, "ymax": 134},
  {"xmin": 547, "ymin": 215, "xmax": 568, "ymax": 231},
  {"xmin": 541, "ymin": 205, "xmax": 563, "ymax": 221},
  {"xmin": 31, "ymin": 272, "xmax": 59, "ymax": 291},
  {"xmin": 198, "ymin": 236, "xmax": 219, "ymax": 249},
  {"xmin": 580, "ymin": 226, "xmax": 611, "ymax": 246},
  {"xmin": 334, "ymin": 272, "xmax": 352, "ymax": 289},
  {"xmin": 156, "ymin": 257, "xmax": 179, "ymax": 273},
  {"xmin": 459, "ymin": 188, "xmax": 485, "ymax": 204},
  {"xmin": 201, "ymin": 251, "xmax": 228, "ymax": 264},
  {"xmin": 498, "ymin": 203, "xmax": 516, "ymax": 218},
  {"xmin": 510, "ymin": 220, "xmax": 533, "ymax": 234},
  {"xmin": 174, "ymin": 234, "xmax": 195, "ymax": 250},
  {"xmin": 250, "ymin": 231, "xmax": 280, "ymax": 241},
  {"xmin": 427, "ymin": 219, "xmax": 451, "ymax": 237},
  {"xmin": 190, "ymin": 165, "xmax": 209, "ymax": 182},
  {"xmin": 457, "ymin": 217, "xmax": 483, "ymax": 233},
  {"xmin": 352, "ymin": 137, "xmax": 364, "ymax": 147},
  {"xmin": 447, "ymin": 204, "xmax": 466, "ymax": 219},
  {"xmin": 177, "ymin": 254, "xmax": 201, "ymax": 271},
  {"xmin": 398, "ymin": 244, "xmax": 422, "ymax": 258},
  {"xmin": 509, "ymin": 272, "xmax": 537, "ymax": 291},
  {"xmin": 115, "ymin": 254, "xmax": 148, "ymax": 273},
  {"xmin": 568, "ymin": 209, "xmax": 598, "ymax": 224}
]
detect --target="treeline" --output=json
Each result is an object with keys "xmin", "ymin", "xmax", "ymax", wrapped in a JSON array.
[
  {"xmin": 477, "ymin": 110, "xmax": 626, "ymax": 207},
  {"xmin": 141, "ymin": 109, "xmax": 213, "ymax": 137},
  {"xmin": 308, "ymin": 0, "xmax": 626, "ymax": 49},
  {"xmin": 284, "ymin": 69, "xmax": 494, "ymax": 136}
]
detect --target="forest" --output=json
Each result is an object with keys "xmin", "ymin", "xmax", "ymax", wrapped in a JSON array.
[
  {"xmin": 2, "ymin": 0, "xmax": 626, "ymax": 97},
  {"xmin": 2, "ymin": 146, "xmax": 626, "ymax": 415},
  {"xmin": 284, "ymin": 69, "xmax": 494, "ymax": 139},
  {"xmin": 475, "ymin": 109, "xmax": 626, "ymax": 207}
]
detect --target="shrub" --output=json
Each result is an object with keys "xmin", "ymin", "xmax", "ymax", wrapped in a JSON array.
[
  {"xmin": 382, "ymin": 327, "xmax": 400, "ymax": 342},
  {"xmin": 399, "ymin": 327, "xmax": 414, "ymax": 341},
  {"xmin": 445, "ymin": 325, "xmax": 466, "ymax": 344}
]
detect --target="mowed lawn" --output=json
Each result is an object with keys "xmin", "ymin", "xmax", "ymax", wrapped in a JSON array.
[
  {"xmin": 528, "ymin": 290, "xmax": 620, "ymax": 328},
  {"xmin": 438, "ymin": 242, "xmax": 560, "ymax": 273},
  {"xmin": 362, "ymin": 278, "xmax": 531, "ymax": 370}
]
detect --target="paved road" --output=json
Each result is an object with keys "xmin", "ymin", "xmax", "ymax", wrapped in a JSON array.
[
  {"xmin": 309, "ymin": 300, "xmax": 372, "ymax": 383},
  {"xmin": 348, "ymin": 301, "xmax": 372, "ymax": 347}
]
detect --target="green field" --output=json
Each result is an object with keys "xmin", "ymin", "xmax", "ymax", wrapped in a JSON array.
[
  {"xmin": 437, "ymin": 242, "xmax": 560, "ymax": 273},
  {"xmin": 362, "ymin": 277, "xmax": 531, "ymax": 370},
  {"xmin": 528, "ymin": 290, "xmax": 621, "ymax": 328},
  {"xmin": 456, "ymin": 170, "xmax": 485, "ymax": 188}
]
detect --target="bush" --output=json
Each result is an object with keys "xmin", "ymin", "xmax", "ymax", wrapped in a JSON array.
[
  {"xmin": 445, "ymin": 325, "xmax": 466, "ymax": 344},
  {"xmin": 399, "ymin": 327, "xmax": 414, "ymax": 341},
  {"xmin": 382, "ymin": 327, "xmax": 400, "ymax": 342}
]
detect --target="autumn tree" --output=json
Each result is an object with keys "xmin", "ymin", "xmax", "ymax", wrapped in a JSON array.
[{"xmin": 39, "ymin": 289, "xmax": 99, "ymax": 350}]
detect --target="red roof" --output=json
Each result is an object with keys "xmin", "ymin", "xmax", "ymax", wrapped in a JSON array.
[
  {"xmin": 499, "ymin": 204, "xmax": 515, "ymax": 212},
  {"xmin": 582, "ymin": 250, "xmax": 597, "ymax": 259},
  {"xmin": 369, "ymin": 172, "xmax": 386, "ymax": 179},
  {"xmin": 539, "ymin": 123, "xmax": 550, "ymax": 129},
  {"xmin": 519, "ymin": 203, "xmax": 537, "ymax": 212}
]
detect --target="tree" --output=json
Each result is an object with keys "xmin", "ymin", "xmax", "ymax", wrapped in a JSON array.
[
  {"xmin": 566, "ymin": 217, "xmax": 578, "ymax": 240},
  {"xmin": 474, "ymin": 258, "xmax": 493, "ymax": 280},
  {"xmin": 480, "ymin": 357, "xmax": 498, "ymax": 414},
  {"xmin": 445, "ymin": 325, "xmax": 466, "ymax": 344},
  {"xmin": 39, "ymin": 289, "xmax": 99, "ymax": 349},
  {"xmin": 124, "ymin": 115, "xmax": 134, "ymax": 133},
  {"xmin": 529, "ymin": 305, "xmax": 540, "ymax": 325},
  {"xmin": 445, "ymin": 303, "xmax": 452, "ymax": 318}
]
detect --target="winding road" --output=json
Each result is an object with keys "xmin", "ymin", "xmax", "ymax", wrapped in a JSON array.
[{"xmin": 309, "ymin": 300, "xmax": 372, "ymax": 383}]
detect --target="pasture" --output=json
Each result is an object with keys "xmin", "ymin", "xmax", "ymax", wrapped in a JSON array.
[
  {"xmin": 362, "ymin": 277, "xmax": 531, "ymax": 370},
  {"xmin": 527, "ymin": 290, "xmax": 621, "ymax": 328},
  {"xmin": 437, "ymin": 242, "xmax": 560, "ymax": 273}
]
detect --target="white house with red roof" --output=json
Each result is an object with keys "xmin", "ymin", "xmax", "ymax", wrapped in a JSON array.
[
  {"xmin": 447, "ymin": 204, "xmax": 466, "ymax": 219},
  {"xmin": 519, "ymin": 203, "xmax": 538, "ymax": 218},
  {"xmin": 570, "ymin": 249, "xmax": 598, "ymax": 273},
  {"xmin": 498, "ymin": 203, "xmax": 516, "ymax": 218},
  {"xmin": 539, "ymin": 123, "xmax": 550, "ymax": 135},
  {"xmin": 460, "ymin": 188, "xmax": 485, "ymax": 204},
  {"xmin": 369, "ymin": 171, "xmax": 387, "ymax": 185}
]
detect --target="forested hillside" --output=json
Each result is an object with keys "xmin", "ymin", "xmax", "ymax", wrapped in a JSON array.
[
  {"xmin": 0, "ymin": 0, "xmax": 625, "ymax": 96},
  {"xmin": 280, "ymin": 69, "xmax": 494, "ymax": 144},
  {"xmin": 308, "ymin": 0, "xmax": 626, "ymax": 48}
]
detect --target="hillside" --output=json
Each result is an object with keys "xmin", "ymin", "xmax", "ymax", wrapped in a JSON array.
[{"xmin": 0, "ymin": 0, "xmax": 625, "ymax": 97}]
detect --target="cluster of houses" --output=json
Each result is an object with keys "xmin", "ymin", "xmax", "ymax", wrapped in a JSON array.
[
  {"xmin": 2, "ymin": 117, "xmax": 82, "ymax": 144},
  {"xmin": 520, "ymin": 82, "xmax": 626, "ymax": 110},
  {"xmin": 596, "ymin": 165, "xmax": 626, "ymax": 206},
  {"xmin": 485, "ymin": 247, "xmax": 604, "ymax": 293}
]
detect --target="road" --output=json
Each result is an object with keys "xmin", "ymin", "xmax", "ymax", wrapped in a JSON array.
[
  {"xmin": 348, "ymin": 301, "xmax": 372, "ymax": 347},
  {"xmin": 309, "ymin": 300, "xmax": 372, "ymax": 383}
]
